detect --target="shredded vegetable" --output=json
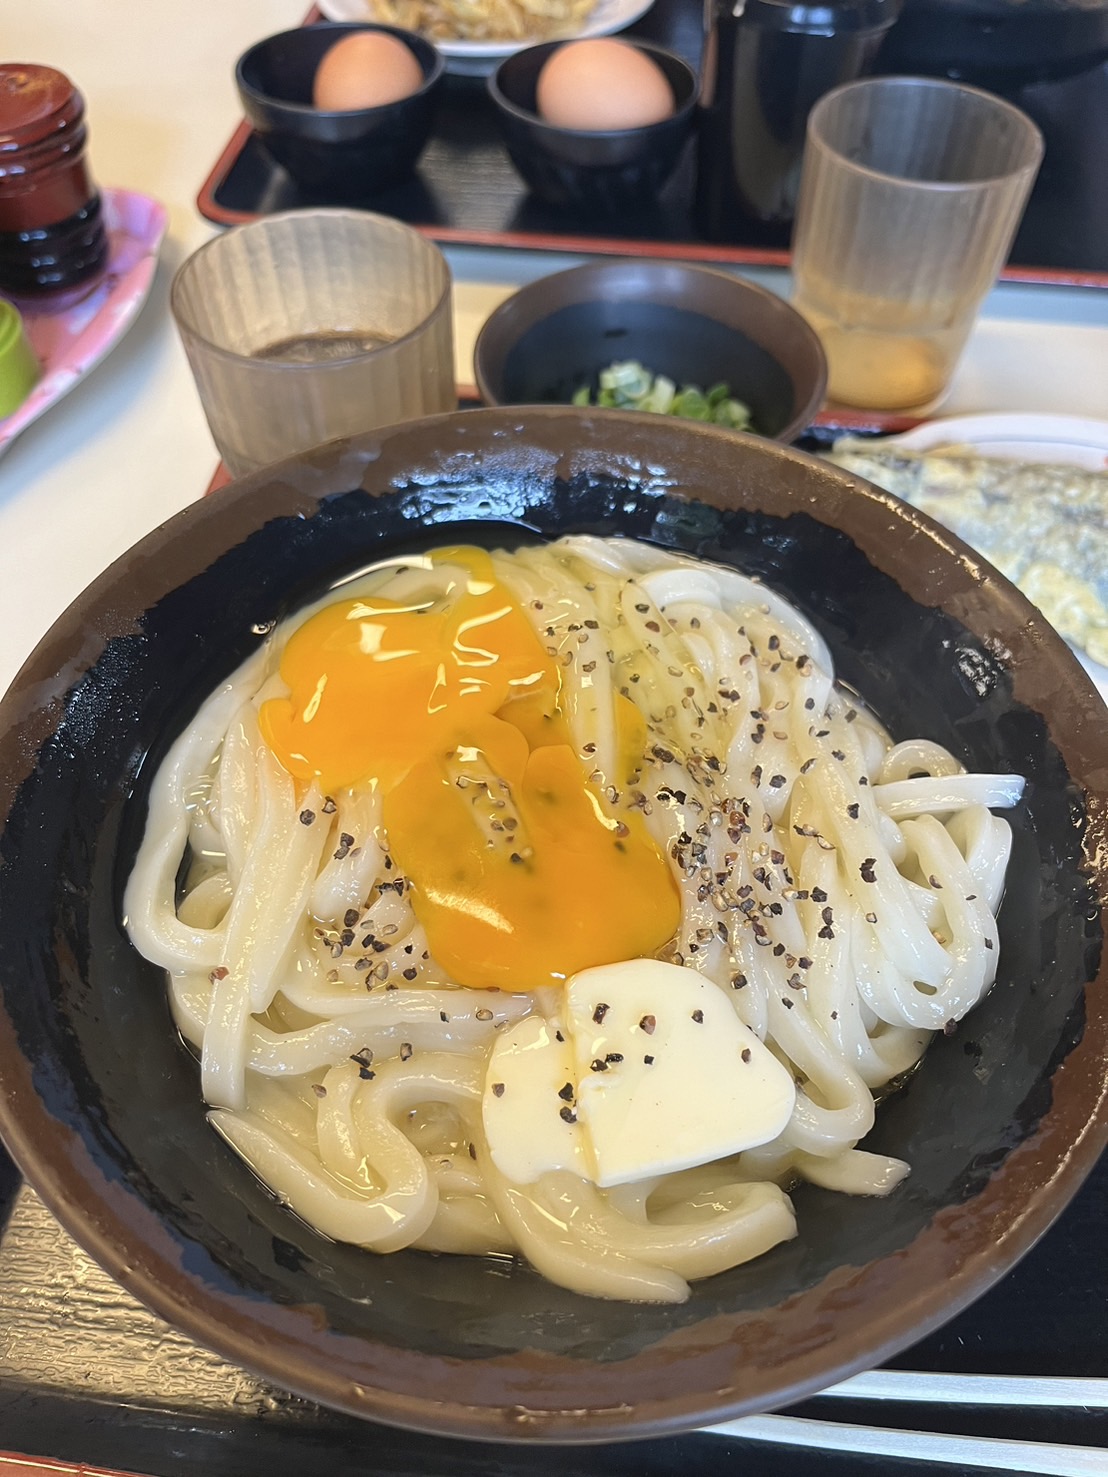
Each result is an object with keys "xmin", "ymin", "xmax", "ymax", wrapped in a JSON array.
[
  {"xmin": 572, "ymin": 361, "xmax": 754, "ymax": 430},
  {"xmin": 370, "ymin": 0, "xmax": 593, "ymax": 43}
]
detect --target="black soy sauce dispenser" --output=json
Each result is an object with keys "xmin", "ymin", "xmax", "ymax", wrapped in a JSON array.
[{"xmin": 695, "ymin": 0, "xmax": 903, "ymax": 245}]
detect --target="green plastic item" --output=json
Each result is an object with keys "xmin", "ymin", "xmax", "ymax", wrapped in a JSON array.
[{"xmin": 0, "ymin": 299, "xmax": 40, "ymax": 420}]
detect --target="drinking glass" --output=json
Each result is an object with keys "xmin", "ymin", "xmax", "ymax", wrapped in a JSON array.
[
  {"xmin": 171, "ymin": 209, "xmax": 456, "ymax": 477},
  {"xmin": 791, "ymin": 77, "xmax": 1043, "ymax": 412}
]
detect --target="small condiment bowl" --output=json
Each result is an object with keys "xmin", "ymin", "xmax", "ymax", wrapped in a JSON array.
[
  {"xmin": 487, "ymin": 41, "xmax": 697, "ymax": 214},
  {"xmin": 235, "ymin": 22, "xmax": 444, "ymax": 198},
  {"xmin": 473, "ymin": 259, "xmax": 827, "ymax": 441}
]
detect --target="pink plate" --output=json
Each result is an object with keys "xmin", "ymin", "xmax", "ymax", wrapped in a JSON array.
[{"xmin": 0, "ymin": 188, "xmax": 168, "ymax": 457}]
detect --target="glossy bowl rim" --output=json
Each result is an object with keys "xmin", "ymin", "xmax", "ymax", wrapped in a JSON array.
[{"xmin": 0, "ymin": 407, "xmax": 1104, "ymax": 1443}]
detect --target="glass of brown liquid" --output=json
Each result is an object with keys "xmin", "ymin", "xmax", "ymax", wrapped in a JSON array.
[
  {"xmin": 171, "ymin": 209, "xmax": 455, "ymax": 477},
  {"xmin": 790, "ymin": 77, "xmax": 1042, "ymax": 414}
]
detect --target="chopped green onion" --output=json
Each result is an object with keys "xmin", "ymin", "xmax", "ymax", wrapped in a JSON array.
[{"xmin": 572, "ymin": 361, "xmax": 753, "ymax": 431}]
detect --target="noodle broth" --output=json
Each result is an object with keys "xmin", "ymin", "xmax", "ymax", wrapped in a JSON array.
[{"xmin": 126, "ymin": 534, "xmax": 1025, "ymax": 1303}]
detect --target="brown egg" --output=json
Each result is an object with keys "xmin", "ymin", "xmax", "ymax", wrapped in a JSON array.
[
  {"xmin": 312, "ymin": 32, "xmax": 425, "ymax": 112},
  {"xmin": 535, "ymin": 39, "xmax": 675, "ymax": 132}
]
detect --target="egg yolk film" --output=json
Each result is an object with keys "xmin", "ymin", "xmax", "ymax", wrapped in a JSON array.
[{"xmin": 259, "ymin": 549, "xmax": 680, "ymax": 991}]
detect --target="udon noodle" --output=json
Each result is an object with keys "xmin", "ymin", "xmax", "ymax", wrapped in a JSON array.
[{"xmin": 124, "ymin": 536, "xmax": 1023, "ymax": 1302}]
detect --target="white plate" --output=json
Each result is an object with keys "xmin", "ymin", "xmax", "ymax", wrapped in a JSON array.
[
  {"xmin": 885, "ymin": 412, "xmax": 1108, "ymax": 701},
  {"xmin": 0, "ymin": 188, "xmax": 168, "ymax": 461},
  {"xmin": 318, "ymin": 0, "xmax": 656, "ymax": 74},
  {"xmin": 888, "ymin": 412, "xmax": 1108, "ymax": 472}
]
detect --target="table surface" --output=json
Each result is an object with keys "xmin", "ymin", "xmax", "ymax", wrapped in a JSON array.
[{"xmin": 3, "ymin": 3, "xmax": 1108, "ymax": 1473}]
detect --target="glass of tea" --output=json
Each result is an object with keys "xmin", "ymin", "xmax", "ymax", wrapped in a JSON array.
[
  {"xmin": 171, "ymin": 209, "xmax": 456, "ymax": 477},
  {"xmin": 790, "ymin": 77, "xmax": 1042, "ymax": 414}
]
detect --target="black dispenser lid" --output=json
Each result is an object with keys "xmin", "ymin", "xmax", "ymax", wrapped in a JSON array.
[
  {"xmin": 731, "ymin": 0, "xmax": 903, "ymax": 34},
  {"xmin": 881, "ymin": 0, "xmax": 1108, "ymax": 80}
]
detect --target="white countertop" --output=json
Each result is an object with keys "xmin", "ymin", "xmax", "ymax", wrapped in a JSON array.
[{"xmin": 5, "ymin": 0, "xmax": 1108, "ymax": 702}]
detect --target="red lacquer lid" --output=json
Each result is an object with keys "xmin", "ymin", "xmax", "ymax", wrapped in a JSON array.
[
  {"xmin": 0, "ymin": 63, "xmax": 94, "ymax": 231},
  {"xmin": 0, "ymin": 64, "xmax": 75, "ymax": 141}
]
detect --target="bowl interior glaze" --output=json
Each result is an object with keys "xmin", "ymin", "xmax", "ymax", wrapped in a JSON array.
[{"xmin": 0, "ymin": 408, "xmax": 1104, "ymax": 1443}]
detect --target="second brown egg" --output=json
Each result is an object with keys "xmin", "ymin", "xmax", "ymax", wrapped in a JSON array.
[{"xmin": 535, "ymin": 39, "xmax": 675, "ymax": 132}]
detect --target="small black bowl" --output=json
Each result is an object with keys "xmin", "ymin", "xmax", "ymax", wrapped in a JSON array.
[
  {"xmin": 487, "ymin": 41, "xmax": 697, "ymax": 213},
  {"xmin": 236, "ymin": 22, "xmax": 445, "ymax": 197},
  {"xmin": 474, "ymin": 259, "xmax": 827, "ymax": 441}
]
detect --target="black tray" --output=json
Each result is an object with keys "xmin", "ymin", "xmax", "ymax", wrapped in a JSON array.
[{"xmin": 198, "ymin": 0, "xmax": 1108, "ymax": 286}]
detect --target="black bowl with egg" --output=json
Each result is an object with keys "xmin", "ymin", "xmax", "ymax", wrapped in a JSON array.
[
  {"xmin": 236, "ymin": 22, "xmax": 444, "ymax": 197},
  {"xmin": 488, "ymin": 41, "xmax": 697, "ymax": 213},
  {"xmin": 0, "ymin": 408, "xmax": 1105, "ymax": 1442},
  {"xmin": 474, "ymin": 259, "xmax": 827, "ymax": 442}
]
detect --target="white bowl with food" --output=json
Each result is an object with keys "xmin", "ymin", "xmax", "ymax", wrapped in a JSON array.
[{"xmin": 320, "ymin": 0, "xmax": 656, "ymax": 74}]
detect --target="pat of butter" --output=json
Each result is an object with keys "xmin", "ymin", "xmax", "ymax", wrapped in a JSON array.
[
  {"xmin": 565, "ymin": 960, "xmax": 796, "ymax": 1189},
  {"xmin": 482, "ymin": 1014, "xmax": 590, "ymax": 1184}
]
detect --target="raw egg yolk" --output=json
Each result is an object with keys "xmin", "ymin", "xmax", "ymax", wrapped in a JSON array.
[{"xmin": 259, "ymin": 549, "xmax": 680, "ymax": 991}]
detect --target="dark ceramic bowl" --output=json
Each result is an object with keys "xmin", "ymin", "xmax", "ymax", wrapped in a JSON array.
[
  {"xmin": 0, "ymin": 409, "xmax": 1105, "ymax": 1442},
  {"xmin": 236, "ymin": 23, "xmax": 444, "ymax": 197},
  {"xmin": 487, "ymin": 42, "xmax": 697, "ymax": 212},
  {"xmin": 474, "ymin": 260, "xmax": 827, "ymax": 441}
]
